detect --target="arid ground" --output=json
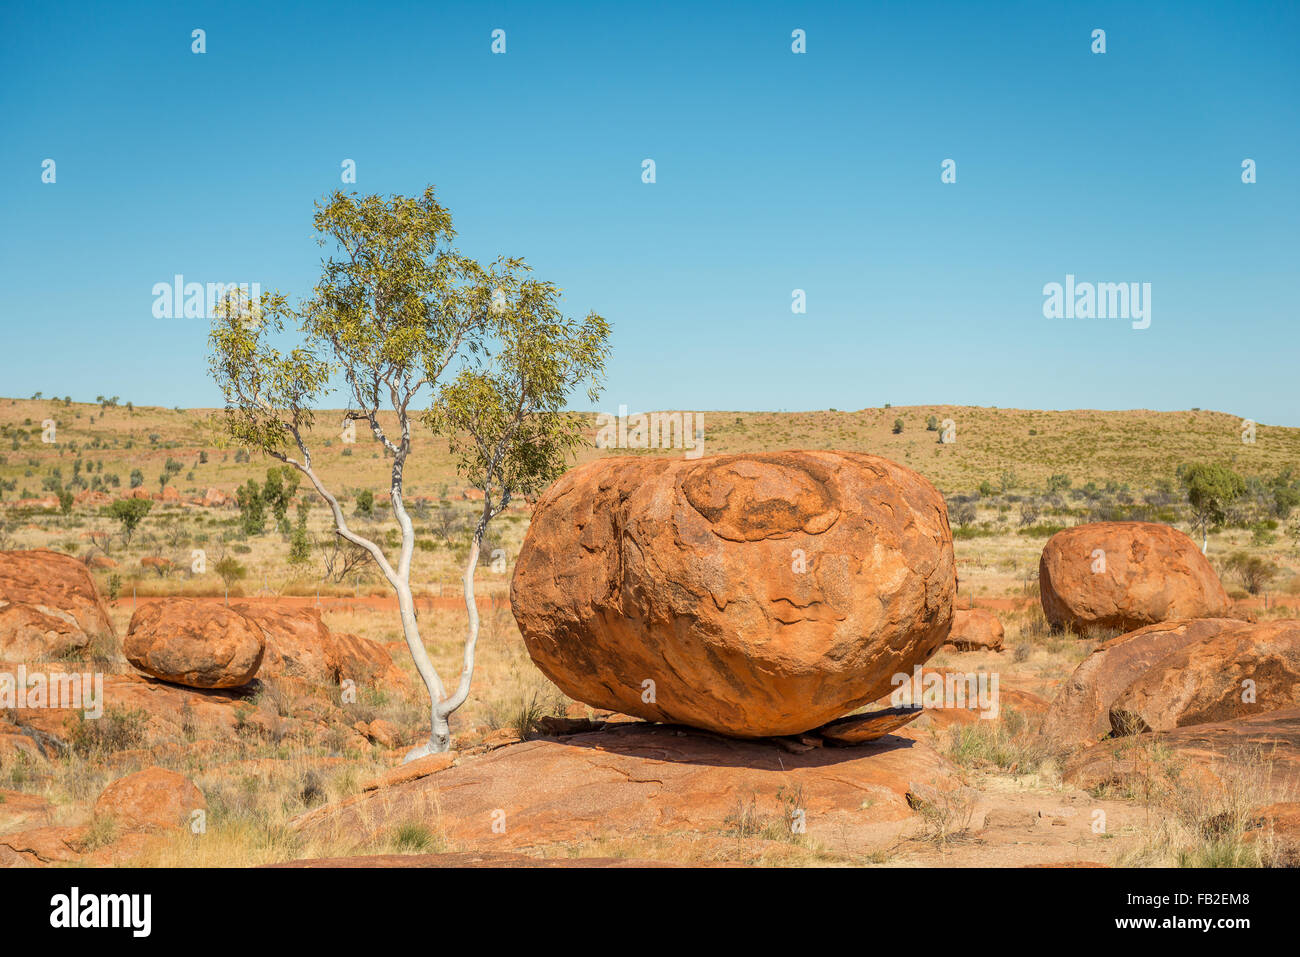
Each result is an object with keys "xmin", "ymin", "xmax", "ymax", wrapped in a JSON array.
[{"xmin": 1, "ymin": 398, "xmax": 1298, "ymax": 867}]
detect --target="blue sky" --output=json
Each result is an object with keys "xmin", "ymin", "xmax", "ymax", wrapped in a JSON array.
[{"xmin": 2, "ymin": 1, "xmax": 1298, "ymax": 423}]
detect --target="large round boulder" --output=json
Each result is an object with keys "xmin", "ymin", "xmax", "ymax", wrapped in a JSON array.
[
  {"xmin": 1039, "ymin": 522, "xmax": 1229, "ymax": 634},
  {"xmin": 0, "ymin": 549, "xmax": 115, "ymax": 660},
  {"xmin": 510, "ymin": 451, "xmax": 956, "ymax": 738},
  {"xmin": 125, "ymin": 599, "xmax": 265, "ymax": 688}
]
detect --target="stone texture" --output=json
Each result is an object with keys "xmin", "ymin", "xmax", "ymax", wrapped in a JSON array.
[
  {"xmin": 125, "ymin": 599, "xmax": 265, "ymax": 688},
  {"xmin": 1039, "ymin": 522, "xmax": 1229, "ymax": 633},
  {"xmin": 1042, "ymin": 618, "xmax": 1243, "ymax": 747},
  {"xmin": 511, "ymin": 451, "xmax": 955, "ymax": 738},
  {"xmin": 0, "ymin": 548, "xmax": 114, "ymax": 660},
  {"xmin": 1109, "ymin": 619, "xmax": 1300, "ymax": 734},
  {"xmin": 946, "ymin": 608, "xmax": 1005, "ymax": 651}
]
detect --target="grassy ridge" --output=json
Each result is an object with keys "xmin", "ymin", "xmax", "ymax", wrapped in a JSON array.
[{"xmin": 1, "ymin": 398, "xmax": 1296, "ymax": 499}]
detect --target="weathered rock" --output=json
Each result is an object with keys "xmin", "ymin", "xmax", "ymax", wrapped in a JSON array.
[
  {"xmin": 1, "ymin": 663, "xmax": 246, "ymax": 750},
  {"xmin": 0, "ymin": 549, "xmax": 115, "ymax": 660},
  {"xmin": 946, "ymin": 608, "xmax": 1004, "ymax": 651},
  {"xmin": 234, "ymin": 604, "xmax": 336, "ymax": 683},
  {"xmin": 511, "ymin": 451, "xmax": 956, "ymax": 738},
  {"xmin": 1039, "ymin": 522, "xmax": 1229, "ymax": 633},
  {"xmin": 233, "ymin": 605, "xmax": 406, "ymax": 691},
  {"xmin": 0, "ymin": 825, "xmax": 87, "ymax": 865},
  {"xmin": 1063, "ymin": 708, "xmax": 1300, "ymax": 803},
  {"xmin": 1042, "ymin": 618, "xmax": 1243, "ymax": 747},
  {"xmin": 331, "ymin": 631, "xmax": 407, "ymax": 691},
  {"xmin": 814, "ymin": 707, "xmax": 922, "ymax": 745},
  {"xmin": 125, "ymin": 599, "xmax": 265, "ymax": 688},
  {"xmin": 292, "ymin": 722, "xmax": 958, "ymax": 853},
  {"xmin": 1109, "ymin": 619, "xmax": 1300, "ymax": 734},
  {"xmin": 94, "ymin": 766, "xmax": 206, "ymax": 831},
  {"xmin": 201, "ymin": 487, "xmax": 230, "ymax": 508}
]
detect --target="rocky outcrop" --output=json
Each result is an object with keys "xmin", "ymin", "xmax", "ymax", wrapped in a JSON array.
[
  {"xmin": 1109, "ymin": 619, "xmax": 1300, "ymax": 734},
  {"xmin": 291, "ymin": 722, "xmax": 959, "ymax": 853},
  {"xmin": 1063, "ymin": 708, "xmax": 1300, "ymax": 803},
  {"xmin": 1042, "ymin": 618, "xmax": 1242, "ymax": 747},
  {"xmin": 0, "ymin": 548, "xmax": 115, "ymax": 660}
]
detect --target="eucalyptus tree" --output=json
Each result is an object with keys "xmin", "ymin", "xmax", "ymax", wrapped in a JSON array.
[
  {"xmin": 426, "ymin": 271, "xmax": 610, "ymax": 757},
  {"xmin": 208, "ymin": 187, "xmax": 610, "ymax": 759}
]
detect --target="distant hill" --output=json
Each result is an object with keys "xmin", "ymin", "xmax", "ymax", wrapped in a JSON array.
[{"xmin": 1, "ymin": 398, "xmax": 1296, "ymax": 501}]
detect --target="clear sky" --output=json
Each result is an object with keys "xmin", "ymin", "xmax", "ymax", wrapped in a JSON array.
[{"xmin": 2, "ymin": 1, "xmax": 1297, "ymax": 423}]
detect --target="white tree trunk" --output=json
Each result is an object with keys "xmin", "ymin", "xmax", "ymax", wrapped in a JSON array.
[{"xmin": 279, "ymin": 429, "xmax": 494, "ymax": 764}]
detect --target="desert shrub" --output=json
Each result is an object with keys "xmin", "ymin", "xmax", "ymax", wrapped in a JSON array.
[
  {"xmin": 944, "ymin": 708, "xmax": 1048, "ymax": 773},
  {"xmin": 1046, "ymin": 474, "xmax": 1071, "ymax": 492},
  {"xmin": 1019, "ymin": 523, "xmax": 1067, "ymax": 538},
  {"xmin": 68, "ymin": 706, "xmax": 150, "ymax": 757},
  {"xmin": 908, "ymin": 786, "xmax": 975, "ymax": 846},
  {"xmin": 354, "ymin": 489, "xmax": 375, "ymax": 519},
  {"xmin": 1223, "ymin": 552, "xmax": 1278, "ymax": 595}
]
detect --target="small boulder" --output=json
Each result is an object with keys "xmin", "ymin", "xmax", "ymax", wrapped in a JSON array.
[
  {"xmin": 125, "ymin": 599, "xmax": 265, "ymax": 688},
  {"xmin": 1039, "ymin": 522, "xmax": 1229, "ymax": 633},
  {"xmin": 946, "ymin": 608, "xmax": 1005, "ymax": 651},
  {"xmin": 94, "ymin": 766, "xmax": 206, "ymax": 831}
]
